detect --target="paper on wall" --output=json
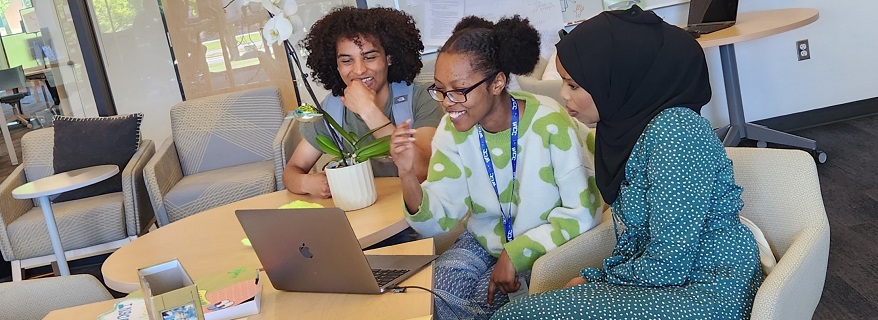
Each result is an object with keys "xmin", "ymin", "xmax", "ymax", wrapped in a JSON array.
[
  {"xmin": 424, "ymin": 0, "xmax": 465, "ymax": 47},
  {"xmin": 423, "ymin": 0, "xmax": 564, "ymax": 58}
]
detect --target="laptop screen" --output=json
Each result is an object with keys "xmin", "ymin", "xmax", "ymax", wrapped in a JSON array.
[{"xmin": 688, "ymin": 0, "xmax": 739, "ymax": 25}]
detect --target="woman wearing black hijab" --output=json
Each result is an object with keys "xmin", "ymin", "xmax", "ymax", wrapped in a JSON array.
[{"xmin": 492, "ymin": 6, "xmax": 763, "ymax": 320}]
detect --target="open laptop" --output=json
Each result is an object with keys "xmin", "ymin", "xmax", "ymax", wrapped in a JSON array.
[
  {"xmin": 236, "ymin": 208, "xmax": 437, "ymax": 294},
  {"xmin": 686, "ymin": 0, "xmax": 740, "ymax": 34}
]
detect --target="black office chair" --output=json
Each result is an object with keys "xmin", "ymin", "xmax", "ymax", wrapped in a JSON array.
[{"xmin": 0, "ymin": 66, "xmax": 34, "ymax": 128}]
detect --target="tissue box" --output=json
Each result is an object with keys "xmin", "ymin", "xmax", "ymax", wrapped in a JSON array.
[{"xmin": 138, "ymin": 259, "xmax": 205, "ymax": 320}]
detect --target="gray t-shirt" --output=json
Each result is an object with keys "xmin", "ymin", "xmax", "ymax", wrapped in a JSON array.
[{"xmin": 300, "ymin": 81, "xmax": 443, "ymax": 176}]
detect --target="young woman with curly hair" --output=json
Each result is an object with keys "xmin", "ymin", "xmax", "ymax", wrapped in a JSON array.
[
  {"xmin": 389, "ymin": 16, "xmax": 600, "ymax": 319},
  {"xmin": 282, "ymin": 7, "xmax": 443, "ymax": 198}
]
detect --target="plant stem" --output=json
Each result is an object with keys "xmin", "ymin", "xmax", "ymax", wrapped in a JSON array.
[{"xmin": 273, "ymin": 14, "xmax": 350, "ymax": 166}]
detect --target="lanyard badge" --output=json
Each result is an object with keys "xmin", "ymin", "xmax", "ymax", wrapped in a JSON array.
[{"xmin": 477, "ymin": 96, "xmax": 519, "ymax": 243}]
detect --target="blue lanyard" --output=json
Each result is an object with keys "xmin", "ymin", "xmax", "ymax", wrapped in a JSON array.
[{"xmin": 477, "ymin": 96, "xmax": 519, "ymax": 243}]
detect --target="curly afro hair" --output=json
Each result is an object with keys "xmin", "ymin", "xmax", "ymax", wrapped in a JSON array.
[
  {"xmin": 441, "ymin": 15, "xmax": 540, "ymax": 79},
  {"xmin": 303, "ymin": 7, "xmax": 424, "ymax": 97}
]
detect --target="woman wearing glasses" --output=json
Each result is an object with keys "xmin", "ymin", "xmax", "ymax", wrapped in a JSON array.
[{"xmin": 389, "ymin": 16, "xmax": 601, "ymax": 319}]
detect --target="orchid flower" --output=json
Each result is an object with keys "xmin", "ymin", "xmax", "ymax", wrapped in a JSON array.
[
  {"xmin": 282, "ymin": 0, "xmax": 298, "ymax": 16},
  {"xmin": 286, "ymin": 14, "xmax": 304, "ymax": 42},
  {"xmin": 263, "ymin": 15, "xmax": 293, "ymax": 46},
  {"xmin": 261, "ymin": 0, "xmax": 283, "ymax": 15}
]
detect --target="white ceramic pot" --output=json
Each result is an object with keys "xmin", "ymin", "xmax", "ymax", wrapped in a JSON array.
[{"xmin": 325, "ymin": 160, "xmax": 377, "ymax": 211}]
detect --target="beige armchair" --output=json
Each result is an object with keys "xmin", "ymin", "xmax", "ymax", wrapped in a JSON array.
[
  {"xmin": 529, "ymin": 147, "xmax": 830, "ymax": 319},
  {"xmin": 0, "ymin": 128, "xmax": 155, "ymax": 281},
  {"xmin": 144, "ymin": 87, "xmax": 301, "ymax": 226},
  {"xmin": 0, "ymin": 274, "xmax": 112, "ymax": 320}
]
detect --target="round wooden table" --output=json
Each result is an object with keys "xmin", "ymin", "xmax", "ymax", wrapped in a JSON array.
[{"xmin": 102, "ymin": 177, "xmax": 407, "ymax": 293}]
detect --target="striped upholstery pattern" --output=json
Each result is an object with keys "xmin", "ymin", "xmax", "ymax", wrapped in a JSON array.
[
  {"xmin": 0, "ymin": 274, "xmax": 112, "ymax": 320},
  {"xmin": 163, "ymin": 160, "xmax": 275, "ymax": 223},
  {"xmin": 170, "ymin": 87, "xmax": 283, "ymax": 176},
  {"xmin": 7, "ymin": 193, "xmax": 126, "ymax": 260},
  {"xmin": 273, "ymin": 117, "xmax": 300, "ymax": 191},
  {"xmin": 0, "ymin": 165, "xmax": 33, "ymax": 262}
]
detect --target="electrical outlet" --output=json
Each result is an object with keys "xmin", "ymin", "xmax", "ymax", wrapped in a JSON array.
[{"xmin": 797, "ymin": 39, "xmax": 811, "ymax": 61}]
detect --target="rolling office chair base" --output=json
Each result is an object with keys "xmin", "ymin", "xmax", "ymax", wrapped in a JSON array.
[
  {"xmin": 6, "ymin": 101, "xmax": 34, "ymax": 129},
  {"xmin": 715, "ymin": 123, "xmax": 827, "ymax": 164}
]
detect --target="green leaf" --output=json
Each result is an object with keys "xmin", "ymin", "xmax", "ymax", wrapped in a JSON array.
[
  {"xmin": 355, "ymin": 121, "xmax": 394, "ymax": 147},
  {"xmin": 355, "ymin": 136, "xmax": 390, "ymax": 163},
  {"xmin": 315, "ymin": 135, "xmax": 342, "ymax": 158},
  {"xmin": 321, "ymin": 111, "xmax": 356, "ymax": 147}
]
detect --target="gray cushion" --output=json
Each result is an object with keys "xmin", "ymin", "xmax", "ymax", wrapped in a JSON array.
[
  {"xmin": 52, "ymin": 114, "xmax": 142, "ymax": 202},
  {"xmin": 6, "ymin": 192, "xmax": 126, "ymax": 260},
  {"xmin": 164, "ymin": 160, "xmax": 276, "ymax": 223}
]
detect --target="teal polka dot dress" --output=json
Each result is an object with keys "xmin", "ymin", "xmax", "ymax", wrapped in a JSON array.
[{"xmin": 492, "ymin": 107, "xmax": 764, "ymax": 319}]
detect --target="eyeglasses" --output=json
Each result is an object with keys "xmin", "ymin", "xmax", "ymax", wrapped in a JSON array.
[{"xmin": 427, "ymin": 72, "xmax": 499, "ymax": 103}]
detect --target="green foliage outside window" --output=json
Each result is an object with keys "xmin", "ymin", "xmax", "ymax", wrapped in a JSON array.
[{"xmin": 91, "ymin": 0, "xmax": 137, "ymax": 33}]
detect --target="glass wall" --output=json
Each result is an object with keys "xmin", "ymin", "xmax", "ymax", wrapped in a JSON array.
[
  {"xmin": 2, "ymin": 0, "xmax": 43, "ymax": 69},
  {"xmin": 88, "ymin": 0, "xmax": 182, "ymax": 142},
  {"xmin": 160, "ymin": 0, "xmax": 299, "ymax": 109}
]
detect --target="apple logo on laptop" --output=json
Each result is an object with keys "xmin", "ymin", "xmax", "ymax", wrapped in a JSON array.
[{"xmin": 299, "ymin": 243, "xmax": 313, "ymax": 259}]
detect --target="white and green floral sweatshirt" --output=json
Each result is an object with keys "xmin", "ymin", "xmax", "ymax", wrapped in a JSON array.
[{"xmin": 405, "ymin": 91, "xmax": 601, "ymax": 272}]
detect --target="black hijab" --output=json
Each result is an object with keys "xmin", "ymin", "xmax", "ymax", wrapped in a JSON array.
[{"xmin": 556, "ymin": 5, "xmax": 711, "ymax": 205}]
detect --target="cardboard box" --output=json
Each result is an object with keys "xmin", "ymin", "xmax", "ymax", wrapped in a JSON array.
[{"xmin": 138, "ymin": 259, "xmax": 205, "ymax": 320}]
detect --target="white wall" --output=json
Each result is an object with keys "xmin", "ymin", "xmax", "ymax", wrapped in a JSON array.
[{"xmin": 651, "ymin": 1, "xmax": 878, "ymax": 127}]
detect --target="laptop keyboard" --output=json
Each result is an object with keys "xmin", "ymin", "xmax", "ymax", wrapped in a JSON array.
[
  {"xmin": 687, "ymin": 24, "xmax": 730, "ymax": 34},
  {"xmin": 372, "ymin": 268, "xmax": 410, "ymax": 287}
]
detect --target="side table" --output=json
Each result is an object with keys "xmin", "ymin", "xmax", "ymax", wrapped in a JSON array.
[{"xmin": 11, "ymin": 164, "xmax": 119, "ymax": 276}]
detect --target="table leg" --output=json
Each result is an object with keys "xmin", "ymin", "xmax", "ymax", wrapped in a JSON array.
[
  {"xmin": 719, "ymin": 44, "xmax": 747, "ymax": 146},
  {"xmin": 37, "ymin": 196, "xmax": 70, "ymax": 276},
  {"xmin": 717, "ymin": 44, "xmax": 819, "ymax": 151}
]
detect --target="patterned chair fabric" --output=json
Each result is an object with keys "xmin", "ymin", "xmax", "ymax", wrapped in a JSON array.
[
  {"xmin": 163, "ymin": 160, "xmax": 275, "ymax": 223},
  {"xmin": 145, "ymin": 87, "xmax": 299, "ymax": 226},
  {"xmin": 0, "ymin": 127, "xmax": 156, "ymax": 277},
  {"xmin": 0, "ymin": 274, "xmax": 112, "ymax": 320},
  {"xmin": 170, "ymin": 87, "xmax": 282, "ymax": 175}
]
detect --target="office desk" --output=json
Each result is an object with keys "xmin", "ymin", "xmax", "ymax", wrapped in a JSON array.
[
  {"xmin": 697, "ymin": 8, "xmax": 824, "ymax": 162},
  {"xmin": 101, "ymin": 177, "xmax": 410, "ymax": 293},
  {"xmin": 44, "ymin": 239, "xmax": 434, "ymax": 320}
]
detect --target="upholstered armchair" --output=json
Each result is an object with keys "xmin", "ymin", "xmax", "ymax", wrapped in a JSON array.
[
  {"xmin": 0, "ymin": 128, "xmax": 155, "ymax": 281},
  {"xmin": 144, "ymin": 87, "xmax": 300, "ymax": 226},
  {"xmin": 528, "ymin": 147, "xmax": 830, "ymax": 319},
  {"xmin": 0, "ymin": 274, "xmax": 113, "ymax": 320}
]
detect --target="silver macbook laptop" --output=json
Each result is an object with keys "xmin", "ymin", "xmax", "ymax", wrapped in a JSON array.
[
  {"xmin": 686, "ymin": 0, "xmax": 740, "ymax": 34},
  {"xmin": 236, "ymin": 208, "xmax": 437, "ymax": 294}
]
